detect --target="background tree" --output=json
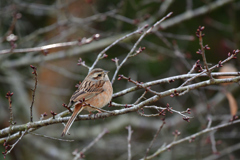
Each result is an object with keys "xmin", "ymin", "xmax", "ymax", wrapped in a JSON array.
[{"xmin": 0, "ymin": 0, "xmax": 240, "ymax": 160}]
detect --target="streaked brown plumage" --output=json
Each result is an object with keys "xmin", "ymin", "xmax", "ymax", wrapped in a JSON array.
[{"xmin": 61, "ymin": 68, "xmax": 113, "ymax": 136}]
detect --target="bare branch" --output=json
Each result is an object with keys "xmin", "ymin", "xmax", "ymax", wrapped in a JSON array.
[
  {"xmin": 0, "ymin": 0, "xmax": 233, "ymax": 68},
  {"xmin": 142, "ymin": 119, "xmax": 240, "ymax": 160},
  {"xmin": 30, "ymin": 65, "xmax": 38, "ymax": 122},
  {"xmin": 179, "ymin": 49, "xmax": 239, "ymax": 87},
  {"xmin": 3, "ymin": 129, "xmax": 27, "ymax": 158},
  {"xmin": 0, "ymin": 1, "xmax": 239, "ymax": 159},
  {"xmin": 203, "ymin": 143, "xmax": 240, "ymax": 160},
  {"xmin": 111, "ymin": 12, "xmax": 173, "ymax": 84},
  {"xmin": 30, "ymin": 132, "xmax": 74, "ymax": 142},
  {"xmin": 0, "ymin": 34, "xmax": 99, "ymax": 55},
  {"xmin": 114, "ymin": 72, "xmax": 240, "ymax": 98},
  {"xmin": 134, "ymin": 91, "xmax": 147, "ymax": 105},
  {"xmin": 144, "ymin": 120, "xmax": 165, "ymax": 159},
  {"xmin": 89, "ymin": 25, "xmax": 147, "ymax": 73},
  {"xmin": 5, "ymin": 91, "xmax": 14, "ymax": 125},
  {"xmin": 72, "ymin": 128, "xmax": 109, "ymax": 160},
  {"xmin": 196, "ymin": 26, "xmax": 213, "ymax": 79},
  {"xmin": 1, "ymin": 76, "xmax": 240, "ymax": 142},
  {"xmin": 160, "ymin": 0, "xmax": 233, "ymax": 29},
  {"xmin": 209, "ymin": 130, "xmax": 218, "ymax": 154},
  {"xmin": 126, "ymin": 125, "xmax": 133, "ymax": 160}
]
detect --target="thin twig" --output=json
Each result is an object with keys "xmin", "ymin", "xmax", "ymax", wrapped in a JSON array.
[
  {"xmin": 144, "ymin": 120, "xmax": 165, "ymax": 159},
  {"xmin": 30, "ymin": 132, "xmax": 74, "ymax": 142},
  {"xmin": 72, "ymin": 128, "xmax": 109, "ymax": 160},
  {"xmin": 118, "ymin": 75, "xmax": 159, "ymax": 95},
  {"xmin": 159, "ymin": 32, "xmax": 194, "ymax": 41},
  {"xmin": 80, "ymin": 128, "xmax": 108, "ymax": 153},
  {"xmin": 187, "ymin": 61, "xmax": 198, "ymax": 74},
  {"xmin": 207, "ymin": 115, "xmax": 212, "ymax": 129},
  {"xmin": 89, "ymin": 25, "xmax": 147, "ymax": 72},
  {"xmin": 141, "ymin": 118, "xmax": 240, "ymax": 160},
  {"xmin": 4, "ymin": 130, "xmax": 27, "ymax": 157},
  {"xmin": 179, "ymin": 49, "xmax": 239, "ymax": 87},
  {"xmin": 21, "ymin": 9, "xmax": 116, "ymax": 43},
  {"xmin": 160, "ymin": 0, "xmax": 233, "ymax": 30},
  {"xmin": 82, "ymin": 102, "xmax": 113, "ymax": 113},
  {"xmin": 0, "ymin": 13, "xmax": 19, "ymax": 43},
  {"xmin": 209, "ymin": 130, "xmax": 218, "ymax": 154},
  {"xmin": 143, "ymin": 106, "xmax": 192, "ymax": 119},
  {"xmin": 137, "ymin": 112, "xmax": 160, "ymax": 117},
  {"xmin": 30, "ymin": 65, "xmax": 38, "ymax": 122},
  {"xmin": 5, "ymin": 91, "xmax": 14, "ymax": 125},
  {"xmin": 134, "ymin": 91, "xmax": 147, "ymax": 105},
  {"xmin": 196, "ymin": 26, "xmax": 213, "ymax": 79},
  {"xmin": 126, "ymin": 125, "xmax": 133, "ymax": 160},
  {"xmin": 202, "ymin": 143, "xmax": 240, "ymax": 160},
  {"xmin": 0, "ymin": 34, "xmax": 99, "ymax": 55},
  {"xmin": 62, "ymin": 104, "xmax": 73, "ymax": 113},
  {"xmin": 111, "ymin": 12, "xmax": 173, "ymax": 84}
]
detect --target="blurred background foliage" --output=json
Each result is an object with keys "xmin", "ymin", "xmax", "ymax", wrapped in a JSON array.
[{"xmin": 0, "ymin": 0, "xmax": 240, "ymax": 160}]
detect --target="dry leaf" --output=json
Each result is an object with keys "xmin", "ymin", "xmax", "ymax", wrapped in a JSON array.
[
  {"xmin": 226, "ymin": 91, "xmax": 238, "ymax": 116},
  {"xmin": 218, "ymin": 63, "xmax": 237, "ymax": 86}
]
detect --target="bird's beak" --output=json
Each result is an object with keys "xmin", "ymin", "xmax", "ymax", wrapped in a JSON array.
[{"xmin": 104, "ymin": 70, "xmax": 109, "ymax": 74}]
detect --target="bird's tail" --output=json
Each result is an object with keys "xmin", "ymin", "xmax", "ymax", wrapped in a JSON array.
[{"xmin": 61, "ymin": 104, "xmax": 84, "ymax": 137}]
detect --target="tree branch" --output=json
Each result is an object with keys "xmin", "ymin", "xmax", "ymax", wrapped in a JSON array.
[
  {"xmin": 1, "ymin": 76, "xmax": 240, "ymax": 142},
  {"xmin": 142, "ymin": 119, "xmax": 240, "ymax": 160}
]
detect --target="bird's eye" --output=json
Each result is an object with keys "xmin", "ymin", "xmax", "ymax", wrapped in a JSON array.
[{"xmin": 98, "ymin": 74, "xmax": 102, "ymax": 77}]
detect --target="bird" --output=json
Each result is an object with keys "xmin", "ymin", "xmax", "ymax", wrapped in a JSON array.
[{"xmin": 61, "ymin": 68, "xmax": 113, "ymax": 136}]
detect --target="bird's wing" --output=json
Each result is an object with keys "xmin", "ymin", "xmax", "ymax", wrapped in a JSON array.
[{"xmin": 70, "ymin": 80, "xmax": 105, "ymax": 103}]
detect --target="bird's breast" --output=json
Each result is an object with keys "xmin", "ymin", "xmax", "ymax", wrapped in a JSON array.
[{"xmin": 85, "ymin": 81, "xmax": 113, "ymax": 112}]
